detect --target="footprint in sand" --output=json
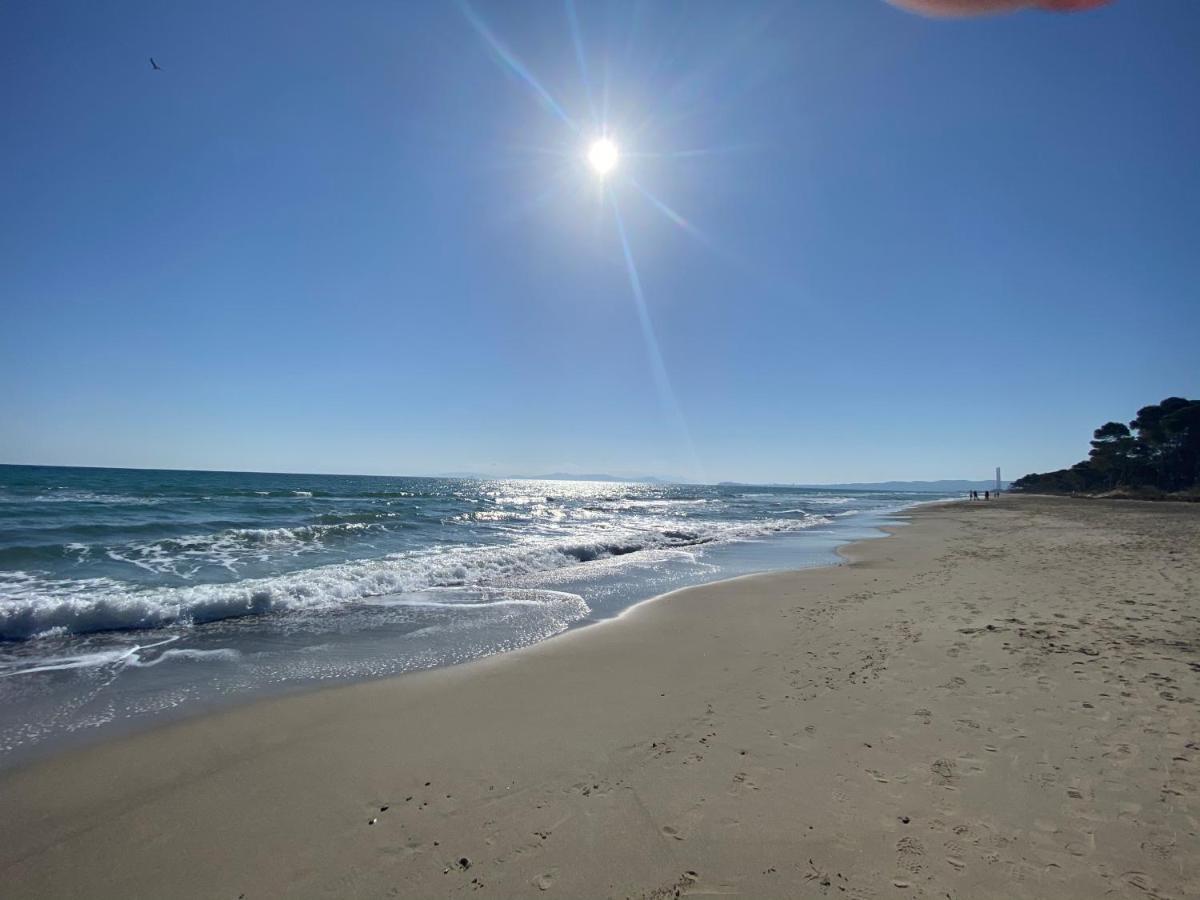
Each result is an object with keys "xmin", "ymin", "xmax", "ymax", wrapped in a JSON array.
[
  {"xmin": 1036, "ymin": 767, "xmax": 1060, "ymax": 789},
  {"xmin": 930, "ymin": 758, "xmax": 956, "ymax": 783},
  {"xmin": 1065, "ymin": 839, "xmax": 1091, "ymax": 857},
  {"xmin": 1116, "ymin": 801, "xmax": 1142, "ymax": 822},
  {"xmin": 944, "ymin": 838, "xmax": 966, "ymax": 856},
  {"xmin": 661, "ymin": 825, "xmax": 685, "ymax": 841},
  {"xmin": 896, "ymin": 836, "xmax": 926, "ymax": 873},
  {"xmin": 732, "ymin": 771, "xmax": 759, "ymax": 790},
  {"xmin": 1119, "ymin": 871, "xmax": 1158, "ymax": 894},
  {"xmin": 1140, "ymin": 832, "xmax": 1176, "ymax": 859},
  {"xmin": 1102, "ymin": 742, "xmax": 1136, "ymax": 763},
  {"xmin": 958, "ymin": 754, "xmax": 986, "ymax": 776},
  {"xmin": 532, "ymin": 869, "xmax": 557, "ymax": 891}
]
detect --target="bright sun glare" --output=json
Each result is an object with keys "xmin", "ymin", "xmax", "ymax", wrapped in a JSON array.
[{"xmin": 587, "ymin": 138, "xmax": 619, "ymax": 176}]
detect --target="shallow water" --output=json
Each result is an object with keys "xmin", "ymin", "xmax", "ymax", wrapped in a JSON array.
[{"xmin": 0, "ymin": 465, "xmax": 945, "ymax": 764}]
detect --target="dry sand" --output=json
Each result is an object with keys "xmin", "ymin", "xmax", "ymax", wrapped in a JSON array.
[{"xmin": 1, "ymin": 495, "xmax": 1197, "ymax": 898}]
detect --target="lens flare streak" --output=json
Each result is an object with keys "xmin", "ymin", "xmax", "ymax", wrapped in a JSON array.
[
  {"xmin": 565, "ymin": 0, "xmax": 600, "ymax": 127},
  {"xmin": 624, "ymin": 143, "xmax": 759, "ymax": 160},
  {"xmin": 458, "ymin": 0, "xmax": 579, "ymax": 132},
  {"xmin": 610, "ymin": 190, "xmax": 703, "ymax": 479},
  {"xmin": 628, "ymin": 177, "xmax": 713, "ymax": 249}
]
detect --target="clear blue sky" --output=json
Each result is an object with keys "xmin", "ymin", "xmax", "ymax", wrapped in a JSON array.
[{"xmin": 2, "ymin": 0, "xmax": 1197, "ymax": 483}]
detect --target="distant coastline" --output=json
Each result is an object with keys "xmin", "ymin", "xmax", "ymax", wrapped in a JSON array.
[{"xmin": 761, "ymin": 479, "xmax": 1008, "ymax": 494}]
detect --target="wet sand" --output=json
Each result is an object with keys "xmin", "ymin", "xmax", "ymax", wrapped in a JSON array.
[{"xmin": 1, "ymin": 495, "xmax": 1197, "ymax": 898}]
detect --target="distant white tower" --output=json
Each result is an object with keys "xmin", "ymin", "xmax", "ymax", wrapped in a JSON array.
[{"xmin": 995, "ymin": 467, "xmax": 1002, "ymax": 494}]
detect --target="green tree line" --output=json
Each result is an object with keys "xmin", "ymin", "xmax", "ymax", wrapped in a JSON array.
[{"xmin": 1013, "ymin": 397, "xmax": 1200, "ymax": 496}]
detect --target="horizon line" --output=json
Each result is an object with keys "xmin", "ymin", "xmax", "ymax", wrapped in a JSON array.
[{"xmin": 0, "ymin": 460, "xmax": 1007, "ymax": 487}]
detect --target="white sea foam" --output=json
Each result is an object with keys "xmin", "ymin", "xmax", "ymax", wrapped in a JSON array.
[
  {"xmin": 96, "ymin": 522, "xmax": 387, "ymax": 578},
  {"xmin": 27, "ymin": 490, "xmax": 160, "ymax": 505},
  {"xmin": 362, "ymin": 587, "xmax": 585, "ymax": 610},
  {"xmin": 128, "ymin": 647, "xmax": 241, "ymax": 667},
  {"xmin": 0, "ymin": 636, "xmax": 239, "ymax": 679},
  {"xmin": 0, "ymin": 515, "xmax": 827, "ymax": 639},
  {"xmin": 0, "ymin": 648, "xmax": 141, "ymax": 677}
]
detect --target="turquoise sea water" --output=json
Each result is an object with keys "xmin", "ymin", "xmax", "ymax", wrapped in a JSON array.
[{"xmin": 0, "ymin": 465, "xmax": 946, "ymax": 763}]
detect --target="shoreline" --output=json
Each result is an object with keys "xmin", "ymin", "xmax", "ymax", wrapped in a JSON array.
[
  {"xmin": 2, "ymin": 495, "xmax": 1196, "ymax": 898},
  {"xmin": 0, "ymin": 502, "xmax": 919, "ymax": 771}
]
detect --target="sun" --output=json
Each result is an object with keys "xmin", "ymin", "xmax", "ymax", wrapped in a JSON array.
[{"xmin": 587, "ymin": 138, "xmax": 619, "ymax": 176}]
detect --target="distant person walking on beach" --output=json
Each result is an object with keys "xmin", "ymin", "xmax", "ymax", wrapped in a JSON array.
[{"xmin": 985, "ymin": 490, "xmax": 990, "ymax": 500}]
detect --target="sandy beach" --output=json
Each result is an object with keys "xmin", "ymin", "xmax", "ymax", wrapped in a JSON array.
[{"xmin": 1, "ymin": 495, "xmax": 1197, "ymax": 899}]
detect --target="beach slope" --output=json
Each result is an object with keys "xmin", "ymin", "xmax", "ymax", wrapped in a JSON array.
[{"xmin": 1, "ymin": 496, "xmax": 1197, "ymax": 898}]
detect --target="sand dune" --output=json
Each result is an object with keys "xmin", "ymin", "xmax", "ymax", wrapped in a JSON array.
[{"xmin": 1, "ymin": 495, "xmax": 1197, "ymax": 898}]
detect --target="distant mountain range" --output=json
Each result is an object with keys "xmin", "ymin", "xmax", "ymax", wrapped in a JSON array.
[
  {"xmin": 718, "ymin": 479, "xmax": 1010, "ymax": 493},
  {"xmin": 804, "ymin": 480, "xmax": 1008, "ymax": 493},
  {"xmin": 531, "ymin": 472, "xmax": 680, "ymax": 484}
]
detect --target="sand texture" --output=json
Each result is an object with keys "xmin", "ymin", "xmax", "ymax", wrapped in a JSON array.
[{"xmin": 1, "ymin": 495, "xmax": 1197, "ymax": 898}]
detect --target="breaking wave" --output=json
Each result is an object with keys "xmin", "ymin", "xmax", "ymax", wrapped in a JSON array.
[{"xmin": 0, "ymin": 516, "xmax": 826, "ymax": 640}]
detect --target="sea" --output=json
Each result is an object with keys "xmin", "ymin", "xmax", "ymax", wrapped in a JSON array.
[{"xmin": 0, "ymin": 464, "xmax": 949, "ymax": 765}]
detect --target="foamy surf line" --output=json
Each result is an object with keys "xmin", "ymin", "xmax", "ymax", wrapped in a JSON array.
[
  {"xmin": 0, "ymin": 637, "xmax": 242, "ymax": 679},
  {"xmin": 0, "ymin": 516, "xmax": 828, "ymax": 640}
]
